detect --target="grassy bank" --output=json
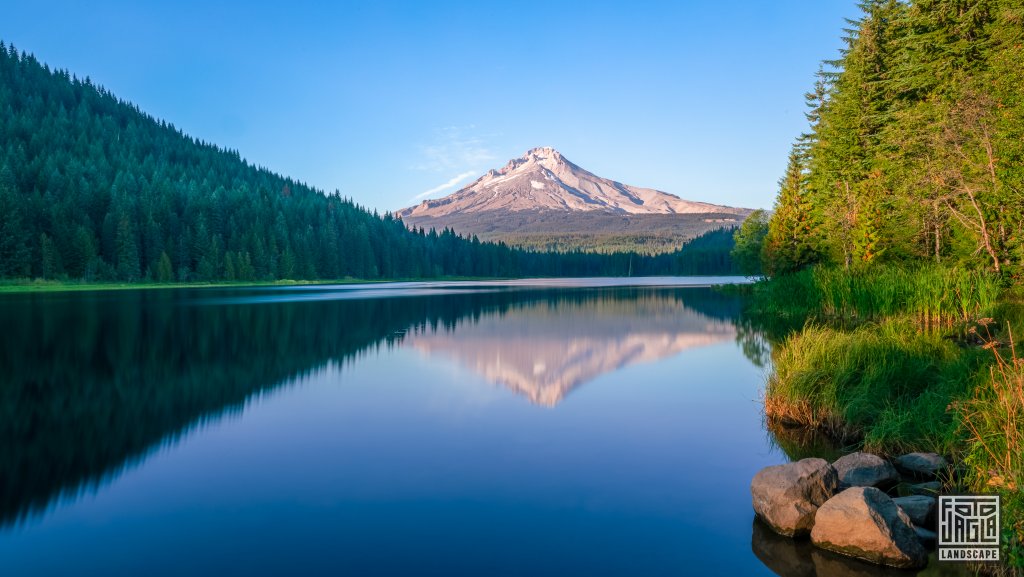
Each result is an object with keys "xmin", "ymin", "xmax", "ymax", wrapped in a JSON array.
[
  {"xmin": 749, "ymin": 264, "xmax": 1023, "ymax": 568},
  {"xmin": 765, "ymin": 318, "xmax": 987, "ymax": 451}
]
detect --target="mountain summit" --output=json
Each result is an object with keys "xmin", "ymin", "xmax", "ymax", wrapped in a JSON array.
[
  {"xmin": 399, "ymin": 147, "xmax": 742, "ymax": 218},
  {"xmin": 397, "ymin": 148, "xmax": 751, "ymax": 254}
]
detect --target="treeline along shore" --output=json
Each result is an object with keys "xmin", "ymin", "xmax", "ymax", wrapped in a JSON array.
[
  {"xmin": 0, "ymin": 43, "xmax": 734, "ymax": 288},
  {"xmin": 730, "ymin": 0, "xmax": 1024, "ymax": 569}
]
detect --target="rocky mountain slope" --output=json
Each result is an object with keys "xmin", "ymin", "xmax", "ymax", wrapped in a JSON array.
[
  {"xmin": 401, "ymin": 146, "xmax": 744, "ymax": 217},
  {"xmin": 398, "ymin": 147, "xmax": 751, "ymax": 253}
]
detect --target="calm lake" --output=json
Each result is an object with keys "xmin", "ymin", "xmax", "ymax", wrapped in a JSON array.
[{"xmin": 0, "ymin": 279, "xmax": 959, "ymax": 576}]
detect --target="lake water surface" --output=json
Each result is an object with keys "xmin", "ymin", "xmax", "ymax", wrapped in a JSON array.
[{"xmin": 0, "ymin": 279, "xmax": 961, "ymax": 576}]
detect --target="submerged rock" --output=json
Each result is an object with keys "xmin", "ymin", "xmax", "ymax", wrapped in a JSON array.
[
  {"xmin": 892, "ymin": 495, "xmax": 936, "ymax": 527},
  {"xmin": 894, "ymin": 452, "xmax": 948, "ymax": 479},
  {"xmin": 751, "ymin": 458, "xmax": 839, "ymax": 537},
  {"xmin": 832, "ymin": 452, "xmax": 900, "ymax": 489},
  {"xmin": 811, "ymin": 487, "xmax": 928, "ymax": 569}
]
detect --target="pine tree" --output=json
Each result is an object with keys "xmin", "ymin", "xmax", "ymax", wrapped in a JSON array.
[
  {"xmin": 731, "ymin": 210, "xmax": 769, "ymax": 275},
  {"xmin": 0, "ymin": 167, "xmax": 31, "ymax": 277},
  {"xmin": 807, "ymin": 0, "xmax": 903, "ymax": 267},
  {"xmin": 764, "ymin": 147, "xmax": 819, "ymax": 275},
  {"xmin": 156, "ymin": 251, "xmax": 174, "ymax": 283},
  {"xmin": 40, "ymin": 233, "xmax": 62, "ymax": 279},
  {"xmin": 115, "ymin": 216, "xmax": 141, "ymax": 281}
]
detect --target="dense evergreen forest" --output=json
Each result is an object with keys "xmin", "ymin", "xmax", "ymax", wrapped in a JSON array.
[
  {"xmin": 0, "ymin": 43, "xmax": 734, "ymax": 283},
  {"xmin": 760, "ymin": 0, "xmax": 1024, "ymax": 277}
]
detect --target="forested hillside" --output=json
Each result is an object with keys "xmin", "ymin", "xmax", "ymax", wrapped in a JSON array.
[
  {"xmin": 0, "ymin": 43, "xmax": 732, "ymax": 282},
  {"xmin": 405, "ymin": 210, "xmax": 744, "ymax": 255},
  {"xmin": 763, "ymin": 0, "xmax": 1024, "ymax": 276}
]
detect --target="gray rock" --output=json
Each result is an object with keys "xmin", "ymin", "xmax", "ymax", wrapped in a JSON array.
[
  {"xmin": 892, "ymin": 495, "xmax": 936, "ymax": 527},
  {"xmin": 914, "ymin": 526, "xmax": 937, "ymax": 549},
  {"xmin": 832, "ymin": 452, "xmax": 900, "ymax": 488},
  {"xmin": 752, "ymin": 458, "xmax": 839, "ymax": 537},
  {"xmin": 907, "ymin": 481, "xmax": 941, "ymax": 496},
  {"xmin": 894, "ymin": 452, "xmax": 948, "ymax": 479},
  {"xmin": 811, "ymin": 487, "xmax": 928, "ymax": 569}
]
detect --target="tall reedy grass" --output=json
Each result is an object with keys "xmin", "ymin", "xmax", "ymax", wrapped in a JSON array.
[
  {"xmin": 957, "ymin": 324, "xmax": 1024, "ymax": 490},
  {"xmin": 752, "ymin": 264, "xmax": 1001, "ymax": 330},
  {"xmin": 954, "ymin": 323, "xmax": 1024, "ymax": 567}
]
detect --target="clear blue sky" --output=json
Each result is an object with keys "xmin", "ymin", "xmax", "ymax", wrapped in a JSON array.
[{"xmin": 3, "ymin": 1, "xmax": 855, "ymax": 212}]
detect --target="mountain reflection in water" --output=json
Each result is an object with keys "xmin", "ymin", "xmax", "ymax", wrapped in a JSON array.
[
  {"xmin": 0, "ymin": 283, "xmax": 742, "ymax": 529},
  {"xmin": 408, "ymin": 297, "xmax": 735, "ymax": 406}
]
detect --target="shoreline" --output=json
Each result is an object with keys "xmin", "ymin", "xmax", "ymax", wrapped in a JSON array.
[
  {"xmin": 0, "ymin": 276, "xmax": 505, "ymax": 294},
  {"xmin": 0, "ymin": 275, "xmax": 754, "ymax": 294},
  {"xmin": 748, "ymin": 265, "xmax": 1023, "ymax": 569}
]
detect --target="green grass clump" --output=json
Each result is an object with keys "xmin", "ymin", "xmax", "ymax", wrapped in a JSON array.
[{"xmin": 765, "ymin": 318, "xmax": 985, "ymax": 453}]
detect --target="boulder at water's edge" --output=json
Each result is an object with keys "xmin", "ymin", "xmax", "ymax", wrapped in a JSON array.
[
  {"xmin": 892, "ymin": 495, "xmax": 936, "ymax": 527},
  {"xmin": 811, "ymin": 487, "xmax": 928, "ymax": 569},
  {"xmin": 832, "ymin": 452, "xmax": 900, "ymax": 489},
  {"xmin": 893, "ymin": 452, "xmax": 948, "ymax": 479},
  {"xmin": 752, "ymin": 458, "xmax": 839, "ymax": 537}
]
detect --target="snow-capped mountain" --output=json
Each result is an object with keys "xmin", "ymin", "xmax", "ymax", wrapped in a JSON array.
[{"xmin": 399, "ymin": 146, "xmax": 745, "ymax": 218}]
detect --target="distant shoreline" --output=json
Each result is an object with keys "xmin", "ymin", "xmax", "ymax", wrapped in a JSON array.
[{"xmin": 0, "ymin": 275, "xmax": 755, "ymax": 294}]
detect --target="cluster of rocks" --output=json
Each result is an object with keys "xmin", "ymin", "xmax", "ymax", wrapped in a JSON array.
[{"xmin": 751, "ymin": 451, "xmax": 948, "ymax": 569}]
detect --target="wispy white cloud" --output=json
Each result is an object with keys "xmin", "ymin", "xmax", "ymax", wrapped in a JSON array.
[
  {"xmin": 412, "ymin": 170, "xmax": 477, "ymax": 202},
  {"xmin": 411, "ymin": 126, "xmax": 497, "ymax": 172}
]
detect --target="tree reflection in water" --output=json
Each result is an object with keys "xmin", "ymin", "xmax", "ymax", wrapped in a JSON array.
[{"xmin": 0, "ymin": 285, "xmax": 744, "ymax": 528}]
